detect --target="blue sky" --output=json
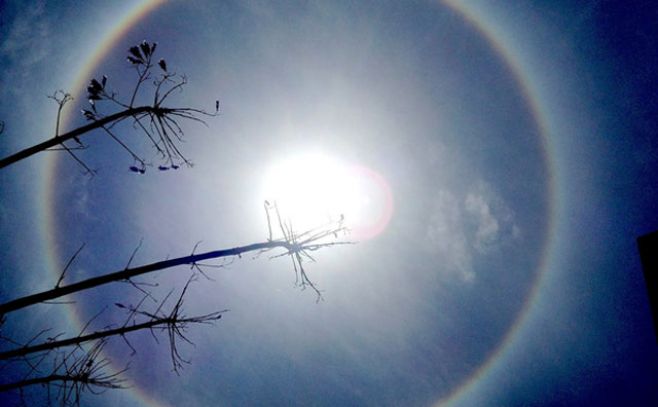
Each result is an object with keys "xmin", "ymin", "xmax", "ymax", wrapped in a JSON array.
[{"xmin": 1, "ymin": 1, "xmax": 657, "ymax": 406}]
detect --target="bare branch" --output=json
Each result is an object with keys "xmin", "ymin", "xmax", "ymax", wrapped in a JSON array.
[
  {"xmin": 56, "ymin": 244, "xmax": 86, "ymax": 289},
  {"xmin": 0, "ymin": 214, "xmax": 349, "ymax": 315},
  {"xmin": 47, "ymin": 90, "xmax": 74, "ymax": 139},
  {"xmin": 1, "ymin": 280, "xmax": 226, "ymax": 406},
  {"xmin": 0, "ymin": 341, "xmax": 128, "ymax": 405},
  {"xmin": 1, "ymin": 41, "xmax": 218, "ymax": 172},
  {"xmin": 0, "ymin": 105, "xmax": 150, "ymax": 169}
]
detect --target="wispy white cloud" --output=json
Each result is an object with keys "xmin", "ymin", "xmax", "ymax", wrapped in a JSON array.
[
  {"xmin": 425, "ymin": 180, "xmax": 520, "ymax": 282},
  {"xmin": 465, "ymin": 192, "xmax": 499, "ymax": 251},
  {"xmin": 72, "ymin": 176, "xmax": 92, "ymax": 220},
  {"xmin": 425, "ymin": 189, "xmax": 475, "ymax": 282},
  {"xmin": 465, "ymin": 181, "xmax": 519, "ymax": 253}
]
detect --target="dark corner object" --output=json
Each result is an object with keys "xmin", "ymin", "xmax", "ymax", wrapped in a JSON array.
[{"xmin": 637, "ymin": 230, "xmax": 658, "ymax": 343}]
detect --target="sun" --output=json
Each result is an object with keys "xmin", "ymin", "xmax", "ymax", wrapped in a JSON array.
[{"xmin": 260, "ymin": 151, "xmax": 393, "ymax": 240}]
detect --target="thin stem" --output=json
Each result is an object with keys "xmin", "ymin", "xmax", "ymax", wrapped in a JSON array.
[
  {"xmin": 0, "ymin": 240, "xmax": 294, "ymax": 316},
  {"xmin": 0, "ymin": 374, "xmax": 79, "ymax": 392},
  {"xmin": 0, "ymin": 312, "xmax": 221, "ymax": 360},
  {"xmin": 0, "ymin": 106, "xmax": 156, "ymax": 169}
]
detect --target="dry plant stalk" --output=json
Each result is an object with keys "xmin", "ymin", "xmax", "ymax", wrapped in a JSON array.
[
  {"xmin": 0, "ymin": 41, "xmax": 219, "ymax": 172},
  {"xmin": 0, "ymin": 202, "xmax": 350, "ymax": 405}
]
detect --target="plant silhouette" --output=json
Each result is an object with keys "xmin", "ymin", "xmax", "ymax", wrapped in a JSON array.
[{"xmin": 0, "ymin": 41, "xmax": 348, "ymax": 406}]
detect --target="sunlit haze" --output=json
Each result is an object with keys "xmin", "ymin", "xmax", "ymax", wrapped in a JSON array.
[{"xmin": 260, "ymin": 151, "xmax": 393, "ymax": 240}]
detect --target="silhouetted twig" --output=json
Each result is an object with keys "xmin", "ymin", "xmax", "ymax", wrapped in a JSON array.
[
  {"xmin": 0, "ymin": 290, "xmax": 224, "ymax": 361},
  {"xmin": 0, "ymin": 340, "xmax": 127, "ymax": 406},
  {"xmin": 0, "ymin": 278, "xmax": 226, "ymax": 405},
  {"xmin": 0, "ymin": 204, "xmax": 350, "ymax": 316},
  {"xmin": 0, "ymin": 41, "xmax": 219, "ymax": 171}
]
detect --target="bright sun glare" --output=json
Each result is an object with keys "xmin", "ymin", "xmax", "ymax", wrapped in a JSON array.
[{"xmin": 261, "ymin": 152, "xmax": 393, "ymax": 240}]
